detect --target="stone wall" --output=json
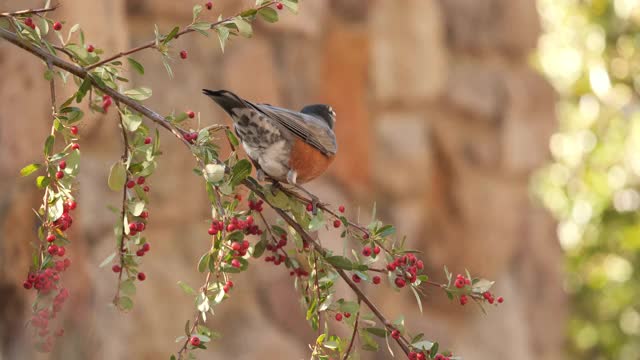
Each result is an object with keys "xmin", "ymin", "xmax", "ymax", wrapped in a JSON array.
[{"xmin": 0, "ymin": 1, "xmax": 565, "ymax": 359}]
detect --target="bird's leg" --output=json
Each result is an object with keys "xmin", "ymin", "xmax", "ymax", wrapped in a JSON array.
[
  {"xmin": 256, "ymin": 168, "xmax": 266, "ymax": 182},
  {"xmin": 287, "ymin": 169, "xmax": 319, "ymax": 215}
]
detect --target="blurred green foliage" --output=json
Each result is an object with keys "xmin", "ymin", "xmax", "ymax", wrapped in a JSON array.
[{"xmin": 534, "ymin": 0, "xmax": 640, "ymax": 358}]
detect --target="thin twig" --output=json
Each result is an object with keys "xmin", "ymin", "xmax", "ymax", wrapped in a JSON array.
[
  {"xmin": 342, "ymin": 299, "xmax": 361, "ymax": 360},
  {"xmin": 0, "ymin": 4, "xmax": 60, "ymax": 18},
  {"xmin": 85, "ymin": 1, "xmax": 276, "ymax": 70},
  {"xmin": 113, "ymin": 105, "xmax": 130, "ymax": 306}
]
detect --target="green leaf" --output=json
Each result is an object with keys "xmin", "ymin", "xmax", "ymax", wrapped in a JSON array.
[
  {"xmin": 44, "ymin": 135, "xmax": 54, "ymax": 157},
  {"xmin": 216, "ymin": 26, "xmax": 230, "ymax": 52},
  {"xmin": 412, "ymin": 340, "xmax": 434, "ymax": 351},
  {"xmin": 192, "ymin": 4, "xmax": 203, "ymax": 22},
  {"xmin": 472, "ymin": 279, "xmax": 495, "ymax": 293},
  {"xmin": 36, "ymin": 176, "xmax": 49, "ymax": 189},
  {"xmin": 20, "ymin": 163, "xmax": 41, "ymax": 177},
  {"xmin": 325, "ymin": 256, "xmax": 353, "ymax": 270},
  {"xmin": 124, "ymin": 87, "xmax": 152, "ymax": 101},
  {"xmin": 162, "ymin": 26, "xmax": 180, "ymax": 45},
  {"xmin": 225, "ymin": 129, "xmax": 239, "ymax": 147},
  {"xmin": 60, "ymin": 106, "xmax": 84, "ymax": 123},
  {"xmin": 118, "ymin": 296, "xmax": 134, "ymax": 311},
  {"xmin": 127, "ymin": 57, "xmax": 145, "ymax": 75},
  {"xmin": 162, "ymin": 57, "xmax": 174, "ymax": 78},
  {"xmin": 280, "ymin": 0, "xmax": 299, "ymax": 14},
  {"xmin": 129, "ymin": 200, "xmax": 145, "ymax": 216},
  {"xmin": 190, "ymin": 22, "xmax": 212, "ymax": 36},
  {"xmin": 75, "ymin": 77, "xmax": 91, "ymax": 103},
  {"xmin": 198, "ymin": 252, "xmax": 211, "ymax": 273},
  {"xmin": 430, "ymin": 342, "xmax": 439, "ymax": 357},
  {"xmin": 410, "ymin": 286, "xmax": 423, "ymax": 314},
  {"xmin": 178, "ymin": 281, "xmax": 196, "ymax": 296},
  {"xmin": 377, "ymin": 224, "xmax": 396, "ymax": 238},
  {"xmin": 252, "ymin": 235, "xmax": 266, "ymax": 258},
  {"xmin": 120, "ymin": 279, "xmax": 136, "ymax": 296},
  {"xmin": 229, "ymin": 159, "xmax": 252, "ymax": 186},
  {"xmin": 258, "ymin": 7, "xmax": 279, "ymax": 23},
  {"xmin": 233, "ymin": 17, "xmax": 252, "ymax": 38},
  {"xmin": 122, "ymin": 113, "xmax": 143, "ymax": 132},
  {"xmin": 99, "ymin": 252, "xmax": 117, "ymax": 268},
  {"xmin": 44, "ymin": 69, "xmax": 54, "ymax": 81},
  {"xmin": 108, "ymin": 161, "xmax": 127, "ymax": 191}
]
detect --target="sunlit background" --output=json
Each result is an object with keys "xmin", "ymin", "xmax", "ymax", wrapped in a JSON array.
[{"xmin": 534, "ymin": 0, "xmax": 640, "ymax": 358}]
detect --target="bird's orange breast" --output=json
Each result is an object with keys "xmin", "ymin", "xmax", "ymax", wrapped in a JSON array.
[{"xmin": 288, "ymin": 138, "xmax": 335, "ymax": 184}]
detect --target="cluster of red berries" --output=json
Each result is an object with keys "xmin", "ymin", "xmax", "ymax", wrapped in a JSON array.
[
  {"xmin": 230, "ymin": 240, "xmax": 250, "ymax": 258},
  {"xmin": 23, "ymin": 17, "xmax": 36, "ymax": 30},
  {"xmin": 248, "ymin": 199, "xmax": 264, "ymax": 212},
  {"xmin": 183, "ymin": 131, "xmax": 199, "ymax": 144},
  {"xmin": 334, "ymin": 312, "xmax": 352, "ymax": 321},
  {"xmin": 55, "ymin": 159, "xmax": 66, "ymax": 180},
  {"xmin": 350, "ymin": 273, "xmax": 381, "ymax": 285},
  {"xmin": 482, "ymin": 291, "xmax": 503, "ymax": 305},
  {"xmin": 266, "ymin": 233, "xmax": 287, "ymax": 252},
  {"xmin": 264, "ymin": 253, "xmax": 286, "ymax": 265},
  {"xmin": 102, "ymin": 94, "xmax": 113, "ymax": 112},
  {"xmin": 454, "ymin": 273, "xmax": 471, "ymax": 288},
  {"xmin": 135, "ymin": 242, "xmax": 151, "ymax": 257},
  {"xmin": 408, "ymin": 351, "xmax": 451, "ymax": 360},
  {"xmin": 223, "ymin": 280, "xmax": 233, "ymax": 293},
  {"xmin": 126, "ymin": 176, "xmax": 150, "ymax": 192},
  {"xmin": 289, "ymin": 268, "xmax": 309, "ymax": 277},
  {"xmin": 31, "ymin": 300, "xmax": 66, "ymax": 352},
  {"xmin": 53, "ymin": 199, "xmax": 77, "ymax": 231},
  {"xmin": 23, "ymin": 261, "xmax": 70, "ymax": 292},
  {"xmin": 361, "ymin": 244, "xmax": 381, "ymax": 257},
  {"xmin": 385, "ymin": 253, "xmax": 424, "ymax": 288}
]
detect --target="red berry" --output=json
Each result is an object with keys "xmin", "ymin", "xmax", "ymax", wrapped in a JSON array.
[
  {"xmin": 136, "ymin": 249, "xmax": 145, "ymax": 257},
  {"xmin": 57, "ymin": 247, "xmax": 66, "ymax": 257},
  {"xmin": 47, "ymin": 245, "xmax": 58, "ymax": 255},
  {"xmin": 362, "ymin": 246, "xmax": 372, "ymax": 257},
  {"xmin": 459, "ymin": 295, "xmax": 468, "ymax": 305},
  {"xmin": 226, "ymin": 280, "xmax": 234, "ymax": 288},
  {"xmin": 143, "ymin": 185, "xmax": 150, "ymax": 192},
  {"xmin": 67, "ymin": 200, "xmax": 77, "ymax": 210},
  {"xmin": 373, "ymin": 246, "xmax": 381, "ymax": 255},
  {"xmin": 46, "ymin": 234, "xmax": 56, "ymax": 243},
  {"xmin": 497, "ymin": 296, "xmax": 504, "ymax": 304},
  {"xmin": 136, "ymin": 176, "xmax": 145, "ymax": 185},
  {"xmin": 142, "ymin": 243, "xmax": 150, "ymax": 252},
  {"xmin": 391, "ymin": 329, "xmax": 400, "ymax": 339},
  {"xmin": 112, "ymin": 265, "xmax": 121, "ymax": 273},
  {"xmin": 190, "ymin": 336, "xmax": 200, "ymax": 346},
  {"xmin": 208, "ymin": 227, "xmax": 217, "ymax": 235},
  {"xmin": 137, "ymin": 272, "xmax": 146, "ymax": 281},
  {"xmin": 372, "ymin": 276, "xmax": 381, "ymax": 285},
  {"xmin": 276, "ymin": 2, "xmax": 284, "ymax": 10},
  {"xmin": 144, "ymin": 137, "xmax": 152, "ymax": 144},
  {"xmin": 180, "ymin": 50, "xmax": 188, "ymax": 59},
  {"xmin": 126, "ymin": 180, "xmax": 135, "ymax": 188},
  {"xmin": 205, "ymin": 1, "xmax": 213, "ymax": 10},
  {"xmin": 417, "ymin": 353, "xmax": 426, "ymax": 360},
  {"xmin": 70, "ymin": 126, "xmax": 78, "ymax": 135},
  {"xmin": 454, "ymin": 278, "xmax": 465, "ymax": 289},
  {"xmin": 71, "ymin": 143, "xmax": 80, "ymax": 150},
  {"xmin": 363, "ymin": 233, "xmax": 369, "ymax": 239},
  {"xmin": 352, "ymin": 274, "xmax": 361, "ymax": 283},
  {"xmin": 338, "ymin": 205, "xmax": 345, "ymax": 213},
  {"xmin": 59, "ymin": 160, "xmax": 67, "ymax": 170},
  {"xmin": 306, "ymin": 203, "xmax": 313, "ymax": 212},
  {"xmin": 23, "ymin": 281, "xmax": 33, "ymax": 289},
  {"xmin": 335, "ymin": 313, "xmax": 343, "ymax": 321},
  {"xmin": 187, "ymin": 110, "xmax": 195, "ymax": 119},
  {"xmin": 344, "ymin": 312, "xmax": 351, "ymax": 318},
  {"xmin": 333, "ymin": 219, "xmax": 341, "ymax": 228},
  {"xmin": 409, "ymin": 352, "xmax": 418, "ymax": 360},
  {"xmin": 140, "ymin": 211, "xmax": 149, "ymax": 219},
  {"xmin": 231, "ymin": 259, "xmax": 241, "ymax": 268},
  {"xmin": 55, "ymin": 171, "xmax": 64, "ymax": 179},
  {"xmin": 86, "ymin": 44, "xmax": 95, "ymax": 53},
  {"xmin": 435, "ymin": 355, "xmax": 445, "ymax": 360},
  {"xmin": 64, "ymin": 258, "xmax": 71, "ymax": 268},
  {"xmin": 53, "ymin": 22, "xmax": 62, "ymax": 31},
  {"xmin": 394, "ymin": 277, "xmax": 406, "ymax": 288}
]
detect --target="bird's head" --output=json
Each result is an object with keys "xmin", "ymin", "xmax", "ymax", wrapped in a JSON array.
[{"xmin": 301, "ymin": 104, "xmax": 336, "ymax": 129}]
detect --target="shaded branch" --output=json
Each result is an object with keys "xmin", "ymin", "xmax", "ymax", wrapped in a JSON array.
[{"xmin": 0, "ymin": 4, "xmax": 60, "ymax": 18}]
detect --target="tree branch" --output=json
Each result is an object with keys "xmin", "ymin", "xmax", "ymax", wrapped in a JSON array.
[{"xmin": 0, "ymin": 4, "xmax": 60, "ymax": 18}]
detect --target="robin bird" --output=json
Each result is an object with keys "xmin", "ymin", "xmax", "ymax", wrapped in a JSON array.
[{"xmin": 203, "ymin": 89, "xmax": 337, "ymax": 207}]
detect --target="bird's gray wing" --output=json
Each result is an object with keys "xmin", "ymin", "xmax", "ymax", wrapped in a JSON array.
[{"xmin": 250, "ymin": 103, "xmax": 337, "ymax": 156}]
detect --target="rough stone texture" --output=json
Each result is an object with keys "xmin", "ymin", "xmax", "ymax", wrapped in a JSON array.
[{"xmin": 0, "ymin": 0, "xmax": 565, "ymax": 359}]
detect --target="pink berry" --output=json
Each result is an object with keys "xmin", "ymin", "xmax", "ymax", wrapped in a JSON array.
[
  {"xmin": 57, "ymin": 247, "xmax": 66, "ymax": 257},
  {"xmin": 231, "ymin": 259, "xmax": 241, "ymax": 268},
  {"xmin": 190, "ymin": 336, "xmax": 200, "ymax": 346},
  {"xmin": 137, "ymin": 272, "xmax": 146, "ymax": 281},
  {"xmin": 46, "ymin": 234, "xmax": 56, "ymax": 243},
  {"xmin": 53, "ymin": 22, "xmax": 62, "ymax": 31},
  {"xmin": 47, "ymin": 245, "xmax": 58, "ymax": 255},
  {"xmin": 180, "ymin": 50, "xmax": 188, "ymax": 59}
]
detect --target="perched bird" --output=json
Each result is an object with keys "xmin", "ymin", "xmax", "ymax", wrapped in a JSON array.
[{"xmin": 203, "ymin": 89, "xmax": 337, "ymax": 194}]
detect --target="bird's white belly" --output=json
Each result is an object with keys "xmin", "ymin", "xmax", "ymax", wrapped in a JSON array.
[{"xmin": 242, "ymin": 140, "xmax": 290, "ymax": 180}]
